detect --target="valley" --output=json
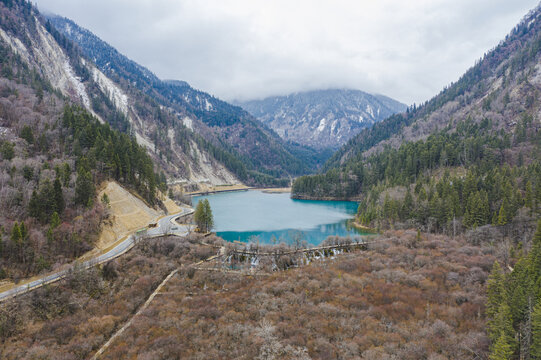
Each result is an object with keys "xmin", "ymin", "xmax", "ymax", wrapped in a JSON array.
[{"xmin": 0, "ymin": 0, "xmax": 540, "ymax": 359}]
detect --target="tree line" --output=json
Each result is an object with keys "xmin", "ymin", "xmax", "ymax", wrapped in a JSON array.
[
  {"xmin": 293, "ymin": 115, "xmax": 540, "ymax": 232},
  {"xmin": 61, "ymin": 104, "xmax": 165, "ymax": 206},
  {"xmin": 486, "ymin": 220, "xmax": 541, "ymax": 359}
]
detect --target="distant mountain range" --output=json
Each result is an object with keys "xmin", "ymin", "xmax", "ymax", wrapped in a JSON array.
[{"xmin": 237, "ymin": 89, "xmax": 406, "ymax": 149}]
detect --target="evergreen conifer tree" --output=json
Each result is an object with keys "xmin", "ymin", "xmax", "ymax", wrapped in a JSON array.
[
  {"xmin": 75, "ymin": 169, "xmax": 94, "ymax": 207},
  {"xmin": 203, "ymin": 199, "xmax": 214, "ymax": 232},
  {"xmin": 53, "ymin": 178, "xmax": 64, "ymax": 214},
  {"xmin": 494, "ymin": 302, "xmax": 517, "ymax": 352},
  {"xmin": 529, "ymin": 219, "xmax": 541, "ymax": 286},
  {"xmin": 10, "ymin": 222, "xmax": 20, "ymax": 245},
  {"xmin": 490, "ymin": 332, "xmax": 514, "ymax": 360},
  {"xmin": 50, "ymin": 212, "xmax": 60, "ymax": 229},
  {"xmin": 487, "ymin": 261, "xmax": 506, "ymax": 342},
  {"xmin": 532, "ymin": 301, "xmax": 541, "ymax": 359},
  {"xmin": 498, "ymin": 201, "xmax": 508, "ymax": 226}
]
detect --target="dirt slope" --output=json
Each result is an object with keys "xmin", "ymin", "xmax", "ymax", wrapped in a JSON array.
[{"xmin": 95, "ymin": 182, "xmax": 164, "ymax": 252}]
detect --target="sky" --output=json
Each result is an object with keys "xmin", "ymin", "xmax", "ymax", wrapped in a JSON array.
[{"xmin": 35, "ymin": 0, "xmax": 539, "ymax": 105}]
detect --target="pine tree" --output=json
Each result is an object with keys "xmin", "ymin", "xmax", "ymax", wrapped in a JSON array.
[
  {"xmin": 507, "ymin": 257, "xmax": 533, "ymax": 329},
  {"xmin": 75, "ymin": 169, "xmax": 94, "ymax": 207},
  {"xmin": 10, "ymin": 222, "xmax": 20, "ymax": 245},
  {"xmin": 53, "ymin": 178, "xmax": 64, "ymax": 214},
  {"xmin": 20, "ymin": 125, "xmax": 34, "ymax": 144},
  {"xmin": 62, "ymin": 162, "xmax": 71, "ymax": 186},
  {"xmin": 530, "ymin": 219, "xmax": 541, "ymax": 285},
  {"xmin": 464, "ymin": 209, "xmax": 473, "ymax": 228},
  {"xmin": 498, "ymin": 200, "xmax": 508, "ymax": 226},
  {"xmin": 19, "ymin": 222, "xmax": 28, "ymax": 243},
  {"xmin": 525, "ymin": 181, "xmax": 533, "ymax": 213},
  {"xmin": 203, "ymin": 199, "xmax": 214, "ymax": 232},
  {"xmin": 493, "ymin": 302, "xmax": 517, "ymax": 352},
  {"xmin": 404, "ymin": 190, "xmax": 413, "ymax": 213},
  {"xmin": 28, "ymin": 189, "xmax": 39, "ymax": 219},
  {"xmin": 11, "ymin": 222, "xmax": 27, "ymax": 264},
  {"xmin": 194, "ymin": 199, "xmax": 214, "ymax": 233},
  {"xmin": 490, "ymin": 332, "xmax": 514, "ymax": 360},
  {"xmin": 194, "ymin": 201, "xmax": 205, "ymax": 233},
  {"xmin": 472, "ymin": 192, "xmax": 485, "ymax": 227},
  {"xmin": 532, "ymin": 301, "xmax": 541, "ymax": 359},
  {"xmin": 383, "ymin": 193, "xmax": 393, "ymax": 220},
  {"xmin": 50, "ymin": 212, "xmax": 60, "ymax": 229},
  {"xmin": 479, "ymin": 190, "xmax": 490, "ymax": 225},
  {"xmin": 487, "ymin": 261, "xmax": 506, "ymax": 342}
]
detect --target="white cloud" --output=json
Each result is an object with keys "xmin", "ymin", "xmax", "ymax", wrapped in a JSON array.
[{"xmin": 35, "ymin": 0, "xmax": 539, "ymax": 104}]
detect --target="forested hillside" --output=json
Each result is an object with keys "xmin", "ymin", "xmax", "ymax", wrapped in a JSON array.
[
  {"xmin": 293, "ymin": 5, "xmax": 541, "ymax": 235},
  {"xmin": 0, "ymin": 0, "xmax": 165, "ymax": 280},
  {"xmin": 323, "ymin": 4, "xmax": 541, "ymax": 172},
  {"xmin": 48, "ymin": 15, "xmax": 309, "ymax": 186}
]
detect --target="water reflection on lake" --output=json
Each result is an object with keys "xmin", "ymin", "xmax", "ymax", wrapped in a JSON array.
[{"xmin": 193, "ymin": 190, "xmax": 369, "ymax": 245}]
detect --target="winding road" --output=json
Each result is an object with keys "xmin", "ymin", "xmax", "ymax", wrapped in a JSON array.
[{"xmin": 0, "ymin": 207, "xmax": 194, "ymax": 302}]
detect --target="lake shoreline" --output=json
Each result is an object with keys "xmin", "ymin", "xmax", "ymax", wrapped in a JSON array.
[
  {"xmin": 188, "ymin": 187, "xmax": 292, "ymax": 197},
  {"xmin": 258, "ymin": 187, "xmax": 291, "ymax": 194},
  {"xmin": 187, "ymin": 187, "xmax": 252, "ymax": 196},
  {"xmin": 291, "ymin": 193, "xmax": 361, "ymax": 202},
  {"xmin": 349, "ymin": 220, "xmax": 378, "ymax": 233},
  {"xmin": 193, "ymin": 190, "xmax": 362, "ymax": 245}
]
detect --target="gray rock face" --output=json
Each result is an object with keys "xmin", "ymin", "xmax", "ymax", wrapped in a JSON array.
[{"xmin": 238, "ymin": 89, "xmax": 406, "ymax": 149}]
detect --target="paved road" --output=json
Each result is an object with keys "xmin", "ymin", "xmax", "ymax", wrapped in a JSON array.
[{"xmin": 0, "ymin": 207, "xmax": 194, "ymax": 302}]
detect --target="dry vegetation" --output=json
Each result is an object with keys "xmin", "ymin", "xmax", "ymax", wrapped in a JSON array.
[
  {"xmin": 4, "ymin": 226, "xmax": 531, "ymax": 359},
  {"xmin": 98, "ymin": 230, "xmax": 494, "ymax": 360},
  {"xmin": 0, "ymin": 235, "xmax": 218, "ymax": 359}
]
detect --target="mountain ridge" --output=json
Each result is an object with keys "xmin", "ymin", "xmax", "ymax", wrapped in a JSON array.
[
  {"xmin": 291, "ymin": 4, "xmax": 541, "ymax": 239},
  {"xmin": 47, "ymin": 15, "xmax": 310, "ymax": 187},
  {"xmin": 321, "ymin": 4, "xmax": 541, "ymax": 171},
  {"xmin": 237, "ymin": 88, "xmax": 406, "ymax": 149}
]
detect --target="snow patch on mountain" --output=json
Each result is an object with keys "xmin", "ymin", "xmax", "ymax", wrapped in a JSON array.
[
  {"xmin": 331, "ymin": 120, "xmax": 338, "ymax": 134},
  {"xmin": 317, "ymin": 118, "xmax": 326, "ymax": 132},
  {"xmin": 366, "ymin": 104, "xmax": 374, "ymax": 117},
  {"xmin": 183, "ymin": 116, "xmax": 193, "ymax": 130},
  {"xmin": 205, "ymin": 98, "xmax": 213, "ymax": 111}
]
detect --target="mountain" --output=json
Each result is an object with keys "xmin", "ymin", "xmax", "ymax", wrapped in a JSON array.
[
  {"xmin": 323, "ymin": 5, "xmax": 541, "ymax": 172},
  {"xmin": 0, "ymin": 3, "xmax": 247, "ymax": 188},
  {"xmin": 0, "ymin": 0, "xmax": 171, "ymax": 279},
  {"xmin": 238, "ymin": 89, "xmax": 406, "ymax": 149},
  {"xmin": 46, "ymin": 15, "xmax": 310, "ymax": 186},
  {"xmin": 292, "ymin": 5, "xmax": 541, "ymax": 233}
]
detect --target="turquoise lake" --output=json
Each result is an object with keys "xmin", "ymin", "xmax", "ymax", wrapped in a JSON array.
[{"xmin": 193, "ymin": 190, "xmax": 368, "ymax": 245}]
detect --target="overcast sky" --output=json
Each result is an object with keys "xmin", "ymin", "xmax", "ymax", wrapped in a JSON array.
[{"xmin": 35, "ymin": 0, "xmax": 539, "ymax": 105}]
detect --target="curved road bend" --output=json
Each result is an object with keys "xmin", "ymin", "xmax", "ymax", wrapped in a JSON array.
[{"xmin": 0, "ymin": 207, "xmax": 194, "ymax": 302}]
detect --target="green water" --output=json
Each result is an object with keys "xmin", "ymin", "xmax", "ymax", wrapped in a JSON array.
[{"xmin": 193, "ymin": 190, "xmax": 368, "ymax": 245}]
